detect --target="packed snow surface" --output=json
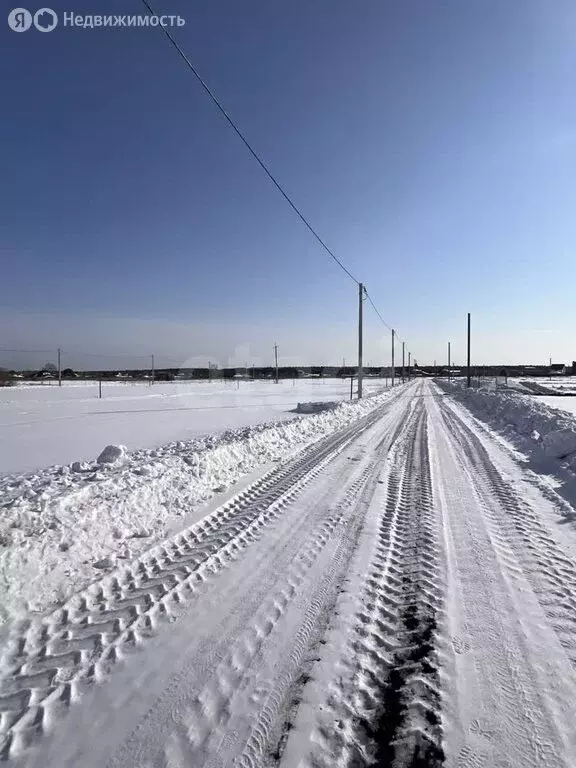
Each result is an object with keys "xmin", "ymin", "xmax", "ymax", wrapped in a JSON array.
[{"xmin": 2, "ymin": 380, "xmax": 576, "ymax": 768}]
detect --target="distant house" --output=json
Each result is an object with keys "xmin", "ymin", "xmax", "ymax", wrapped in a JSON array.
[
  {"xmin": 496, "ymin": 368, "xmax": 508, "ymax": 387},
  {"xmin": 550, "ymin": 364, "xmax": 567, "ymax": 375}
]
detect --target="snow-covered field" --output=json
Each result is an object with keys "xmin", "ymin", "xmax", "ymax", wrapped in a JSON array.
[
  {"xmin": 539, "ymin": 396, "xmax": 576, "ymax": 417},
  {"xmin": 0, "ymin": 378, "xmax": 385, "ymax": 475},
  {"xmin": 512, "ymin": 376, "xmax": 576, "ymax": 395},
  {"xmin": 3, "ymin": 379, "xmax": 576, "ymax": 766},
  {"xmin": 0, "ymin": 383, "xmax": 395, "ymax": 626},
  {"xmin": 519, "ymin": 375, "xmax": 576, "ymax": 392}
]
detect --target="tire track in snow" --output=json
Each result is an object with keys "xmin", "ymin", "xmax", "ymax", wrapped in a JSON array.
[
  {"xmin": 229, "ymin": 454, "xmax": 393, "ymax": 768},
  {"xmin": 429, "ymin": 391, "xmax": 576, "ymax": 768},
  {"xmin": 439, "ymin": 399, "xmax": 576, "ymax": 668},
  {"xmin": 178, "ymin": 466, "xmax": 378, "ymax": 768},
  {"xmin": 134, "ymin": 403, "xmax": 414, "ymax": 768},
  {"xmin": 279, "ymin": 389, "xmax": 446, "ymax": 768},
  {"xmin": 0, "ymin": 396, "xmax": 403, "ymax": 762}
]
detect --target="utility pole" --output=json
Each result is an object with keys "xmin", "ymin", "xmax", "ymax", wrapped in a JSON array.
[
  {"xmin": 274, "ymin": 344, "xmax": 279, "ymax": 384},
  {"xmin": 466, "ymin": 313, "xmax": 471, "ymax": 388},
  {"xmin": 402, "ymin": 341, "xmax": 405, "ymax": 383},
  {"xmin": 549, "ymin": 356, "xmax": 552, "ymax": 381},
  {"xmin": 57, "ymin": 347, "xmax": 62, "ymax": 387},
  {"xmin": 151, "ymin": 354, "xmax": 155, "ymax": 385},
  {"xmin": 408, "ymin": 351, "xmax": 411, "ymax": 379},
  {"xmin": 391, "ymin": 329, "xmax": 395, "ymax": 386},
  {"xmin": 448, "ymin": 341, "xmax": 451, "ymax": 381},
  {"xmin": 358, "ymin": 282, "xmax": 364, "ymax": 399}
]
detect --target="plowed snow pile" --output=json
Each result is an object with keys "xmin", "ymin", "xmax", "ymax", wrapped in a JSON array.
[
  {"xmin": 0, "ymin": 387, "xmax": 396, "ymax": 627},
  {"xmin": 436, "ymin": 380, "xmax": 576, "ymax": 498}
]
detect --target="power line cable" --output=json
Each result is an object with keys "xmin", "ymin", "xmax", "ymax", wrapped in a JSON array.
[
  {"xmin": 139, "ymin": 2, "xmax": 413, "ymax": 361},
  {"xmin": 364, "ymin": 290, "xmax": 407, "ymax": 344},
  {"xmin": 0, "ymin": 348, "xmax": 55, "ymax": 355},
  {"xmin": 139, "ymin": 0, "xmax": 359, "ymax": 285}
]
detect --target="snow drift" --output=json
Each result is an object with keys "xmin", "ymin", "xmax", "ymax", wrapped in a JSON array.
[
  {"xmin": 0, "ymin": 386, "xmax": 401, "ymax": 627},
  {"xmin": 436, "ymin": 380, "xmax": 576, "ymax": 481},
  {"xmin": 296, "ymin": 401, "xmax": 338, "ymax": 414}
]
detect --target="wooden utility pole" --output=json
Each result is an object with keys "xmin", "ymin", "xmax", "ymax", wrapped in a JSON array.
[
  {"xmin": 274, "ymin": 344, "xmax": 279, "ymax": 384},
  {"xmin": 358, "ymin": 283, "xmax": 364, "ymax": 399},
  {"xmin": 391, "ymin": 329, "xmax": 395, "ymax": 386},
  {"xmin": 466, "ymin": 313, "xmax": 471, "ymax": 388},
  {"xmin": 408, "ymin": 351, "xmax": 411, "ymax": 379},
  {"xmin": 448, "ymin": 341, "xmax": 451, "ymax": 381},
  {"xmin": 57, "ymin": 347, "xmax": 62, "ymax": 387},
  {"xmin": 402, "ymin": 341, "xmax": 405, "ymax": 382}
]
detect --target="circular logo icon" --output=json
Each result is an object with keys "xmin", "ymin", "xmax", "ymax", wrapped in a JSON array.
[
  {"xmin": 33, "ymin": 7, "xmax": 57, "ymax": 31},
  {"xmin": 8, "ymin": 8, "xmax": 32, "ymax": 31}
]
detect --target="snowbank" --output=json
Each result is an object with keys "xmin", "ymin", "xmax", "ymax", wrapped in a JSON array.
[
  {"xmin": 542, "ymin": 430, "xmax": 576, "ymax": 460},
  {"xmin": 97, "ymin": 444, "xmax": 127, "ymax": 464},
  {"xmin": 0, "ymin": 386, "xmax": 399, "ymax": 627},
  {"xmin": 0, "ymin": 378, "xmax": 387, "ymax": 475},
  {"xmin": 295, "ymin": 401, "xmax": 338, "ymax": 414},
  {"xmin": 437, "ymin": 380, "xmax": 576, "ymax": 475}
]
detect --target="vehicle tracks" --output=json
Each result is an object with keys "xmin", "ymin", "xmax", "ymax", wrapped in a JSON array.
[
  {"xmin": 439, "ymin": 399, "xmax": 576, "ymax": 668},
  {"xmin": 280, "ymin": 391, "xmax": 446, "ymax": 768},
  {"xmin": 0, "ymin": 392, "xmax": 405, "ymax": 762},
  {"xmin": 430, "ymin": 391, "xmax": 576, "ymax": 768}
]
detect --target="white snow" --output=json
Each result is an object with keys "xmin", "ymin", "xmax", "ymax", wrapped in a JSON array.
[
  {"xmin": 4, "ymin": 380, "xmax": 576, "ymax": 768},
  {"xmin": 436, "ymin": 379, "xmax": 576, "ymax": 468},
  {"xmin": 542, "ymin": 429, "xmax": 576, "ymax": 459},
  {"xmin": 295, "ymin": 401, "xmax": 338, "ymax": 413},
  {"xmin": 0, "ymin": 383, "xmax": 398, "ymax": 626},
  {"xmin": 0, "ymin": 378, "xmax": 384, "ymax": 475},
  {"xmin": 96, "ymin": 444, "xmax": 127, "ymax": 464},
  {"xmin": 539, "ymin": 395, "xmax": 576, "ymax": 418}
]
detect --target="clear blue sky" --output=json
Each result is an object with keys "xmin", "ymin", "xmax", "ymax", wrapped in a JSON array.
[{"xmin": 2, "ymin": 0, "xmax": 575, "ymax": 369}]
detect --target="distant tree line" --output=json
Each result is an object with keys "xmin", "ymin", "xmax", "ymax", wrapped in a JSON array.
[{"xmin": 0, "ymin": 362, "xmax": 573, "ymax": 385}]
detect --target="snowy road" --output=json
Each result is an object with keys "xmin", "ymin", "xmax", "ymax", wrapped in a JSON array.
[{"xmin": 2, "ymin": 380, "xmax": 576, "ymax": 767}]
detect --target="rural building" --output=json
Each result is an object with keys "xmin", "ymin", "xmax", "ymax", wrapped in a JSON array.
[{"xmin": 550, "ymin": 363, "xmax": 567, "ymax": 375}]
